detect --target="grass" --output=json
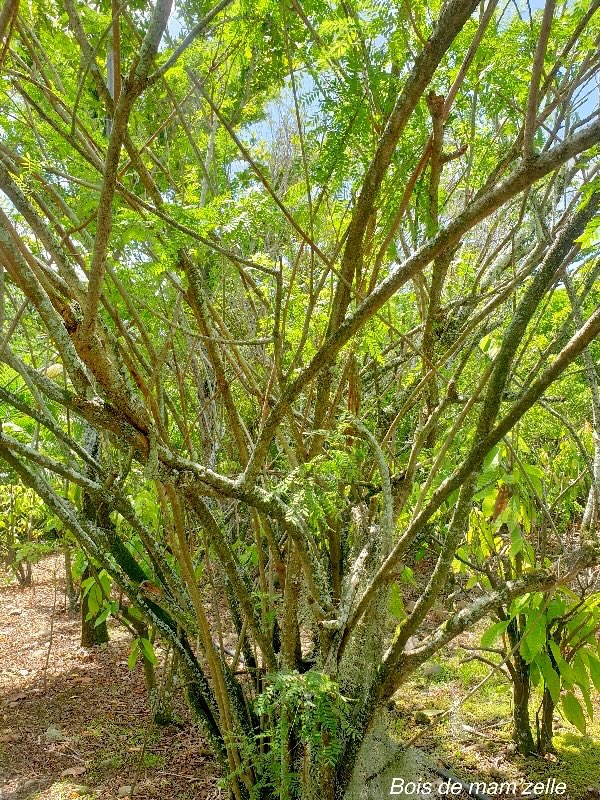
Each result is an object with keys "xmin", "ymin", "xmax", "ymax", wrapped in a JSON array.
[
  {"xmin": 389, "ymin": 644, "xmax": 600, "ymax": 798},
  {"xmin": 525, "ymin": 733, "xmax": 600, "ymax": 795}
]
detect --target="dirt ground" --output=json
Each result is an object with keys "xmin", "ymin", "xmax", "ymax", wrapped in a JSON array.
[{"xmin": 0, "ymin": 556, "xmax": 219, "ymax": 800}]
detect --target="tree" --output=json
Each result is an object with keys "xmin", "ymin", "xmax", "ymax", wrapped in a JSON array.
[
  {"xmin": 0, "ymin": 0, "xmax": 599, "ymax": 796},
  {"xmin": 0, "ymin": 478, "xmax": 49, "ymax": 585}
]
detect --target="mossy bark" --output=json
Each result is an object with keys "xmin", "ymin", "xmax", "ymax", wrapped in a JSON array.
[
  {"xmin": 507, "ymin": 619, "xmax": 535, "ymax": 755},
  {"xmin": 512, "ymin": 655, "xmax": 535, "ymax": 754},
  {"xmin": 538, "ymin": 688, "xmax": 555, "ymax": 756}
]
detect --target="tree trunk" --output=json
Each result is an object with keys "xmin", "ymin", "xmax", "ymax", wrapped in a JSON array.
[
  {"xmin": 14, "ymin": 558, "xmax": 32, "ymax": 586},
  {"xmin": 512, "ymin": 655, "xmax": 535, "ymax": 754},
  {"xmin": 537, "ymin": 688, "xmax": 555, "ymax": 755}
]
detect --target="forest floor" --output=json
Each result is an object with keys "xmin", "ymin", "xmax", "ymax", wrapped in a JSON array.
[
  {"xmin": 2, "ymin": 557, "xmax": 600, "ymax": 800},
  {"xmin": 0, "ymin": 556, "xmax": 219, "ymax": 800}
]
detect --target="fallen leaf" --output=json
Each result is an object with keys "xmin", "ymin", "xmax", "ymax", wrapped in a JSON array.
[
  {"xmin": 77, "ymin": 651, "xmax": 94, "ymax": 662},
  {"xmin": 0, "ymin": 732, "xmax": 21, "ymax": 742},
  {"xmin": 4, "ymin": 692, "xmax": 27, "ymax": 704},
  {"xmin": 61, "ymin": 766, "xmax": 87, "ymax": 777}
]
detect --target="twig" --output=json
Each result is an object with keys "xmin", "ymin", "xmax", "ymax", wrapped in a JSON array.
[
  {"xmin": 231, "ymin": 619, "xmax": 246, "ymax": 674},
  {"xmin": 523, "ymin": 0, "xmax": 556, "ymax": 156}
]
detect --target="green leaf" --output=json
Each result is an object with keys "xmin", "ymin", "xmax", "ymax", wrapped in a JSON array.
[
  {"xmin": 481, "ymin": 620, "xmax": 509, "ymax": 648},
  {"xmin": 508, "ymin": 527, "xmax": 524, "ymax": 557},
  {"xmin": 580, "ymin": 683, "xmax": 594, "ymax": 722},
  {"xmin": 530, "ymin": 659, "xmax": 541, "ymax": 687},
  {"xmin": 585, "ymin": 652, "xmax": 600, "ymax": 693},
  {"xmin": 561, "ymin": 692, "xmax": 586, "ymax": 735},
  {"xmin": 479, "ymin": 333, "xmax": 501, "ymax": 359},
  {"xmin": 86, "ymin": 584, "xmax": 102, "ymax": 616},
  {"xmin": 128, "ymin": 639, "xmax": 140, "ymax": 670},
  {"xmin": 466, "ymin": 574, "xmax": 479, "ymax": 590},
  {"xmin": 71, "ymin": 550, "xmax": 87, "ymax": 581},
  {"xmin": 93, "ymin": 599, "xmax": 118, "ymax": 628},
  {"xmin": 93, "ymin": 604, "xmax": 112, "ymax": 628},
  {"xmin": 549, "ymin": 641, "xmax": 578, "ymax": 686},
  {"xmin": 98, "ymin": 569, "xmax": 112, "ymax": 596},
  {"xmin": 520, "ymin": 614, "xmax": 547, "ymax": 663},
  {"xmin": 539, "ymin": 653, "xmax": 561, "ymax": 704},
  {"xmin": 573, "ymin": 653, "xmax": 590, "ymax": 693},
  {"xmin": 388, "ymin": 582, "xmax": 406, "ymax": 621},
  {"xmin": 575, "ymin": 217, "xmax": 600, "ymax": 250},
  {"xmin": 140, "ymin": 637, "xmax": 158, "ymax": 665},
  {"xmin": 482, "ymin": 490, "xmax": 496, "ymax": 518},
  {"xmin": 546, "ymin": 597, "xmax": 566, "ymax": 623},
  {"xmin": 511, "ymin": 594, "xmax": 531, "ymax": 616},
  {"xmin": 399, "ymin": 565, "xmax": 416, "ymax": 587}
]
